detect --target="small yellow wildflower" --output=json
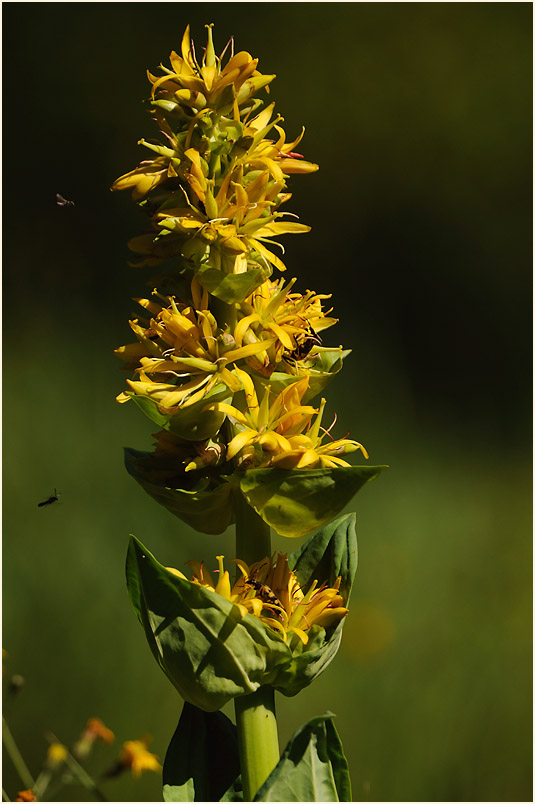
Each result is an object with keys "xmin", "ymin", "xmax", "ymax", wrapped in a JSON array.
[
  {"xmin": 167, "ymin": 553, "xmax": 348, "ymax": 646},
  {"xmin": 45, "ymin": 742, "xmax": 68, "ymax": 769},
  {"xmin": 117, "ymin": 737, "xmax": 162, "ymax": 779}
]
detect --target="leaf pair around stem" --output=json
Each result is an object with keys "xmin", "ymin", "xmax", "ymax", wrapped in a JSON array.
[
  {"xmin": 126, "ymin": 513, "xmax": 360, "ymax": 711},
  {"xmin": 163, "ymin": 704, "xmax": 350, "ymax": 802},
  {"xmin": 125, "ymin": 447, "xmax": 385, "ymax": 538}
]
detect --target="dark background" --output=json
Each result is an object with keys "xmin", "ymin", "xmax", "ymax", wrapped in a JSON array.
[{"xmin": 3, "ymin": 3, "xmax": 532, "ymax": 801}]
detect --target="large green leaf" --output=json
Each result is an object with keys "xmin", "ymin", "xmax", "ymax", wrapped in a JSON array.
[
  {"xmin": 126, "ymin": 536, "xmax": 294, "ymax": 711},
  {"xmin": 288, "ymin": 512, "xmax": 358, "ymax": 602},
  {"xmin": 196, "ymin": 264, "xmax": 268, "ymax": 304},
  {"xmin": 254, "ymin": 713, "xmax": 351, "ymax": 801},
  {"xmin": 124, "ymin": 448, "xmax": 236, "ymax": 535},
  {"xmin": 162, "ymin": 702, "xmax": 240, "ymax": 802},
  {"xmin": 239, "ymin": 466, "xmax": 386, "ymax": 538}
]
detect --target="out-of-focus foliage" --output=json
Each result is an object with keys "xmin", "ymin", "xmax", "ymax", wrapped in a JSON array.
[{"xmin": 2, "ymin": 3, "xmax": 531, "ymax": 802}]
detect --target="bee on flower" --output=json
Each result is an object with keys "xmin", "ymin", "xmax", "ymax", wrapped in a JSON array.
[{"xmin": 234, "ymin": 277, "xmax": 339, "ymax": 376}]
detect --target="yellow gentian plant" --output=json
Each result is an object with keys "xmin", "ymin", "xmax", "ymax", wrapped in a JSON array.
[{"xmin": 114, "ymin": 24, "xmax": 385, "ymax": 802}]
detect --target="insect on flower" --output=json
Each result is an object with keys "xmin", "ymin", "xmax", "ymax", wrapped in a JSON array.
[
  {"xmin": 56, "ymin": 193, "xmax": 75, "ymax": 207},
  {"xmin": 244, "ymin": 577, "xmax": 282, "ymax": 608},
  {"xmin": 38, "ymin": 489, "xmax": 60, "ymax": 507},
  {"xmin": 290, "ymin": 326, "xmax": 323, "ymax": 361}
]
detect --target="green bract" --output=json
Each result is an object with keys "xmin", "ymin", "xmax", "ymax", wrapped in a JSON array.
[
  {"xmin": 125, "ymin": 447, "xmax": 386, "ymax": 537},
  {"xmin": 239, "ymin": 466, "xmax": 386, "ymax": 538},
  {"xmin": 125, "ymin": 513, "xmax": 360, "ymax": 710}
]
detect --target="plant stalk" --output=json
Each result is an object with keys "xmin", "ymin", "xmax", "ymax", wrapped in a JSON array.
[
  {"xmin": 234, "ymin": 686, "xmax": 279, "ymax": 801},
  {"xmin": 2, "ymin": 716, "xmax": 34, "ymax": 791},
  {"xmin": 234, "ymin": 495, "xmax": 279, "ymax": 800}
]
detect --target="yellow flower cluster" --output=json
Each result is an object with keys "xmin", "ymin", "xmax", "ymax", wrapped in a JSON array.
[
  {"xmin": 113, "ymin": 25, "xmax": 367, "ymax": 477},
  {"xmin": 168, "ymin": 553, "xmax": 348, "ymax": 647},
  {"xmin": 111, "ymin": 24, "xmax": 317, "ymax": 275}
]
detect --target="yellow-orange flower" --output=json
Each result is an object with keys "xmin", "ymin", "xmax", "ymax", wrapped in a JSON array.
[
  {"xmin": 73, "ymin": 717, "xmax": 115, "ymax": 759},
  {"xmin": 117, "ymin": 737, "xmax": 162, "ymax": 779},
  {"xmin": 15, "ymin": 791, "xmax": 35, "ymax": 802}
]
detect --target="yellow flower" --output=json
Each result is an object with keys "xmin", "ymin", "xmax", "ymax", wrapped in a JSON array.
[
  {"xmin": 46, "ymin": 742, "xmax": 68, "ymax": 769},
  {"xmin": 168, "ymin": 553, "xmax": 349, "ymax": 647},
  {"xmin": 207, "ymin": 367, "xmax": 316, "ymax": 466},
  {"xmin": 234, "ymin": 277, "xmax": 338, "ymax": 375},
  {"xmin": 115, "ymin": 279, "xmax": 273, "ymax": 412},
  {"xmin": 207, "ymin": 367, "xmax": 367, "ymax": 469},
  {"xmin": 118, "ymin": 737, "xmax": 162, "ymax": 779},
  {"xmin": 148, "ymin": 157, "xmax": 312, "ymax": 275}
]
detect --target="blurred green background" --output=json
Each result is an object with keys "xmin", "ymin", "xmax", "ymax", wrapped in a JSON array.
[{"xmin": 3, "ymin": 3, "xmax": 532, "ymax": 801}]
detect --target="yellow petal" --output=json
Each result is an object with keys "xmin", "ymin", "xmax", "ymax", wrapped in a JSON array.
[
  {"xmin": 227, "ymin": 429, "xmax": 258, "ymax": 460},
  {"xmin": 165, "ymin": 567, "xmax": 188, "ymax": 580}
]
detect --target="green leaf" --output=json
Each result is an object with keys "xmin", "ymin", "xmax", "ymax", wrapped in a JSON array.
[
  {"xmin": 128, "ymin": 384, "xmax": 232, "ymax": 441},
  {"xmin": 254, "ymin": 713, "xmax": 351, "ymax": 802},
  {"xmin": 250, "ymin": 348, "xmax": 350, "ymax": 404},
  {"xmin": 220, "ymin": 776, "xmax": 244, "ymax": 801},
  {"xmin": 288, "ymin": 512, "xmax": 358, "ymax": 602},
  {"xmin": 239, "ymin": 466, "xmax": 387, "ymax": 538},
  {"xmin": 126, "ymin": 536, "xmax": 294, "ymax": 711},
  {"xmin": 124, "ymin": 448, "xmax": 236, "ymax": 535},
  {"xmin": 270, "ymin": 513, "xmax": 359, "ymax": 697},
  {"xmin": 129, "ymin": 393, "xmax": 171, "ymax": 429},
  {"xmin": 305, "ymin": 349, "xmax": 352, "ymax": 401},
  {"xmin": 162, "ymin": 702, "xmax": 240, "ymax": 802},
  {"xmin": 196, "ymin": 264, "xmax": 268, "ymax": 304},
  {"xmin": 273, "ymin": 622, "xmax": 344, "ymax": 698}
]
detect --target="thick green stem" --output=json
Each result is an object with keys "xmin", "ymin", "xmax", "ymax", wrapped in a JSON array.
[
  {"xmin": 235, "ymin": 686, "xmax": 279, "ymax": 801},
  {"xmin": 234, "ymin": 496, "xmax": 279, "ymax": 799}
]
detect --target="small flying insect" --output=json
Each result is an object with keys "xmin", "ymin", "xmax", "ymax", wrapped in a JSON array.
[
  {"xmin": 56, "ymin": 193, "xmax": 75, "ymax": 207},
  {"xmin": 38, "ymin": 489, "xmax": 60, "ymax": 507},
  {"xmin": 290, "ymin": 326, "xmax": 323, "ymax": 361}
]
